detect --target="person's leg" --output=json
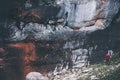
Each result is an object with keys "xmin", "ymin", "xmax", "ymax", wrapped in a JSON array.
[
  {"xmin": 108, "ymin": 59, "xmax": 110, "ymax": 65},
  {"xmin": 106, "ymin": 59, "xmax": 108, "ymax": 65},
  {"xmin": 106, "ymin": 59, "xmax": 110, "ymax": 65}
]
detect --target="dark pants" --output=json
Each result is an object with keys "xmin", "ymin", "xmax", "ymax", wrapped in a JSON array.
[{"xmin": 106, "ymin": 59, "xmax": 110, "ymax": 65}]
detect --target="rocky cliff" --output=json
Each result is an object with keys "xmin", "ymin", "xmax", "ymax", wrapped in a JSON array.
[
  {"xmin": 0, "ymin": 0, "xmax": 120, "ymax": 80},
  {"xmin": 0, "ymin": 0, "xmax": 120, "ymax": 41}
]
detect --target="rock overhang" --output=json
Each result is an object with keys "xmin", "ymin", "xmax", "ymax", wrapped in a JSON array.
[{"xmin": 0, "ymin": 0, "xmax": 120, "ymax": 42}]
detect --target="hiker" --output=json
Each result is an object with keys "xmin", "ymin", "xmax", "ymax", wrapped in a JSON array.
[{"xmin": 105, "ymin": 53, "xmax": 110, "ymax": 65}]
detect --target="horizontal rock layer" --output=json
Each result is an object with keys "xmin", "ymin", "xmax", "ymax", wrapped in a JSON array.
[{"xmin": 0, "ymin": 0, "xmax": 120, "ymax": 41}]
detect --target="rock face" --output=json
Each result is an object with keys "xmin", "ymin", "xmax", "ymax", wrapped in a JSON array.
[
  {"xmin": 0, "ymin": 0, "xmax": 120, "ymax": 80},
  {"xmin": 0, "ymin": 0, "xmax": 120, "ymax": 41},
  {"xmin": 26, "ymin": 72, "xmax": 49, "ymax": 80}
]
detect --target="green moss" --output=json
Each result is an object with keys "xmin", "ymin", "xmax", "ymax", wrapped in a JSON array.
[{"xmin": 100, "ymin": 67, "xmax": 120, "ymax": 80}]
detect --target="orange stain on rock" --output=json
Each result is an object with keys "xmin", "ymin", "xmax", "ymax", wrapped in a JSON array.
[
  {"xmin": 8, "ymin": 43, "xmax": 37, "ymax": 78},
  {"xmin": 7, "ymin": 42, "xmax": 54, "ymax": 79},
  {"xmin": 0, "ymin": 48, "xmax": 5, "ymax": 52}
]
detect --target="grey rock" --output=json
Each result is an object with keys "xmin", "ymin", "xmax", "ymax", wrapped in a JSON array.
[
  {"xmin": 26, "ymin": 72, "xmax": 49, "ymax": 80},
  {"xmin": 0, "ymin": 0, "xmax": 120, "ymax": 41}
]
